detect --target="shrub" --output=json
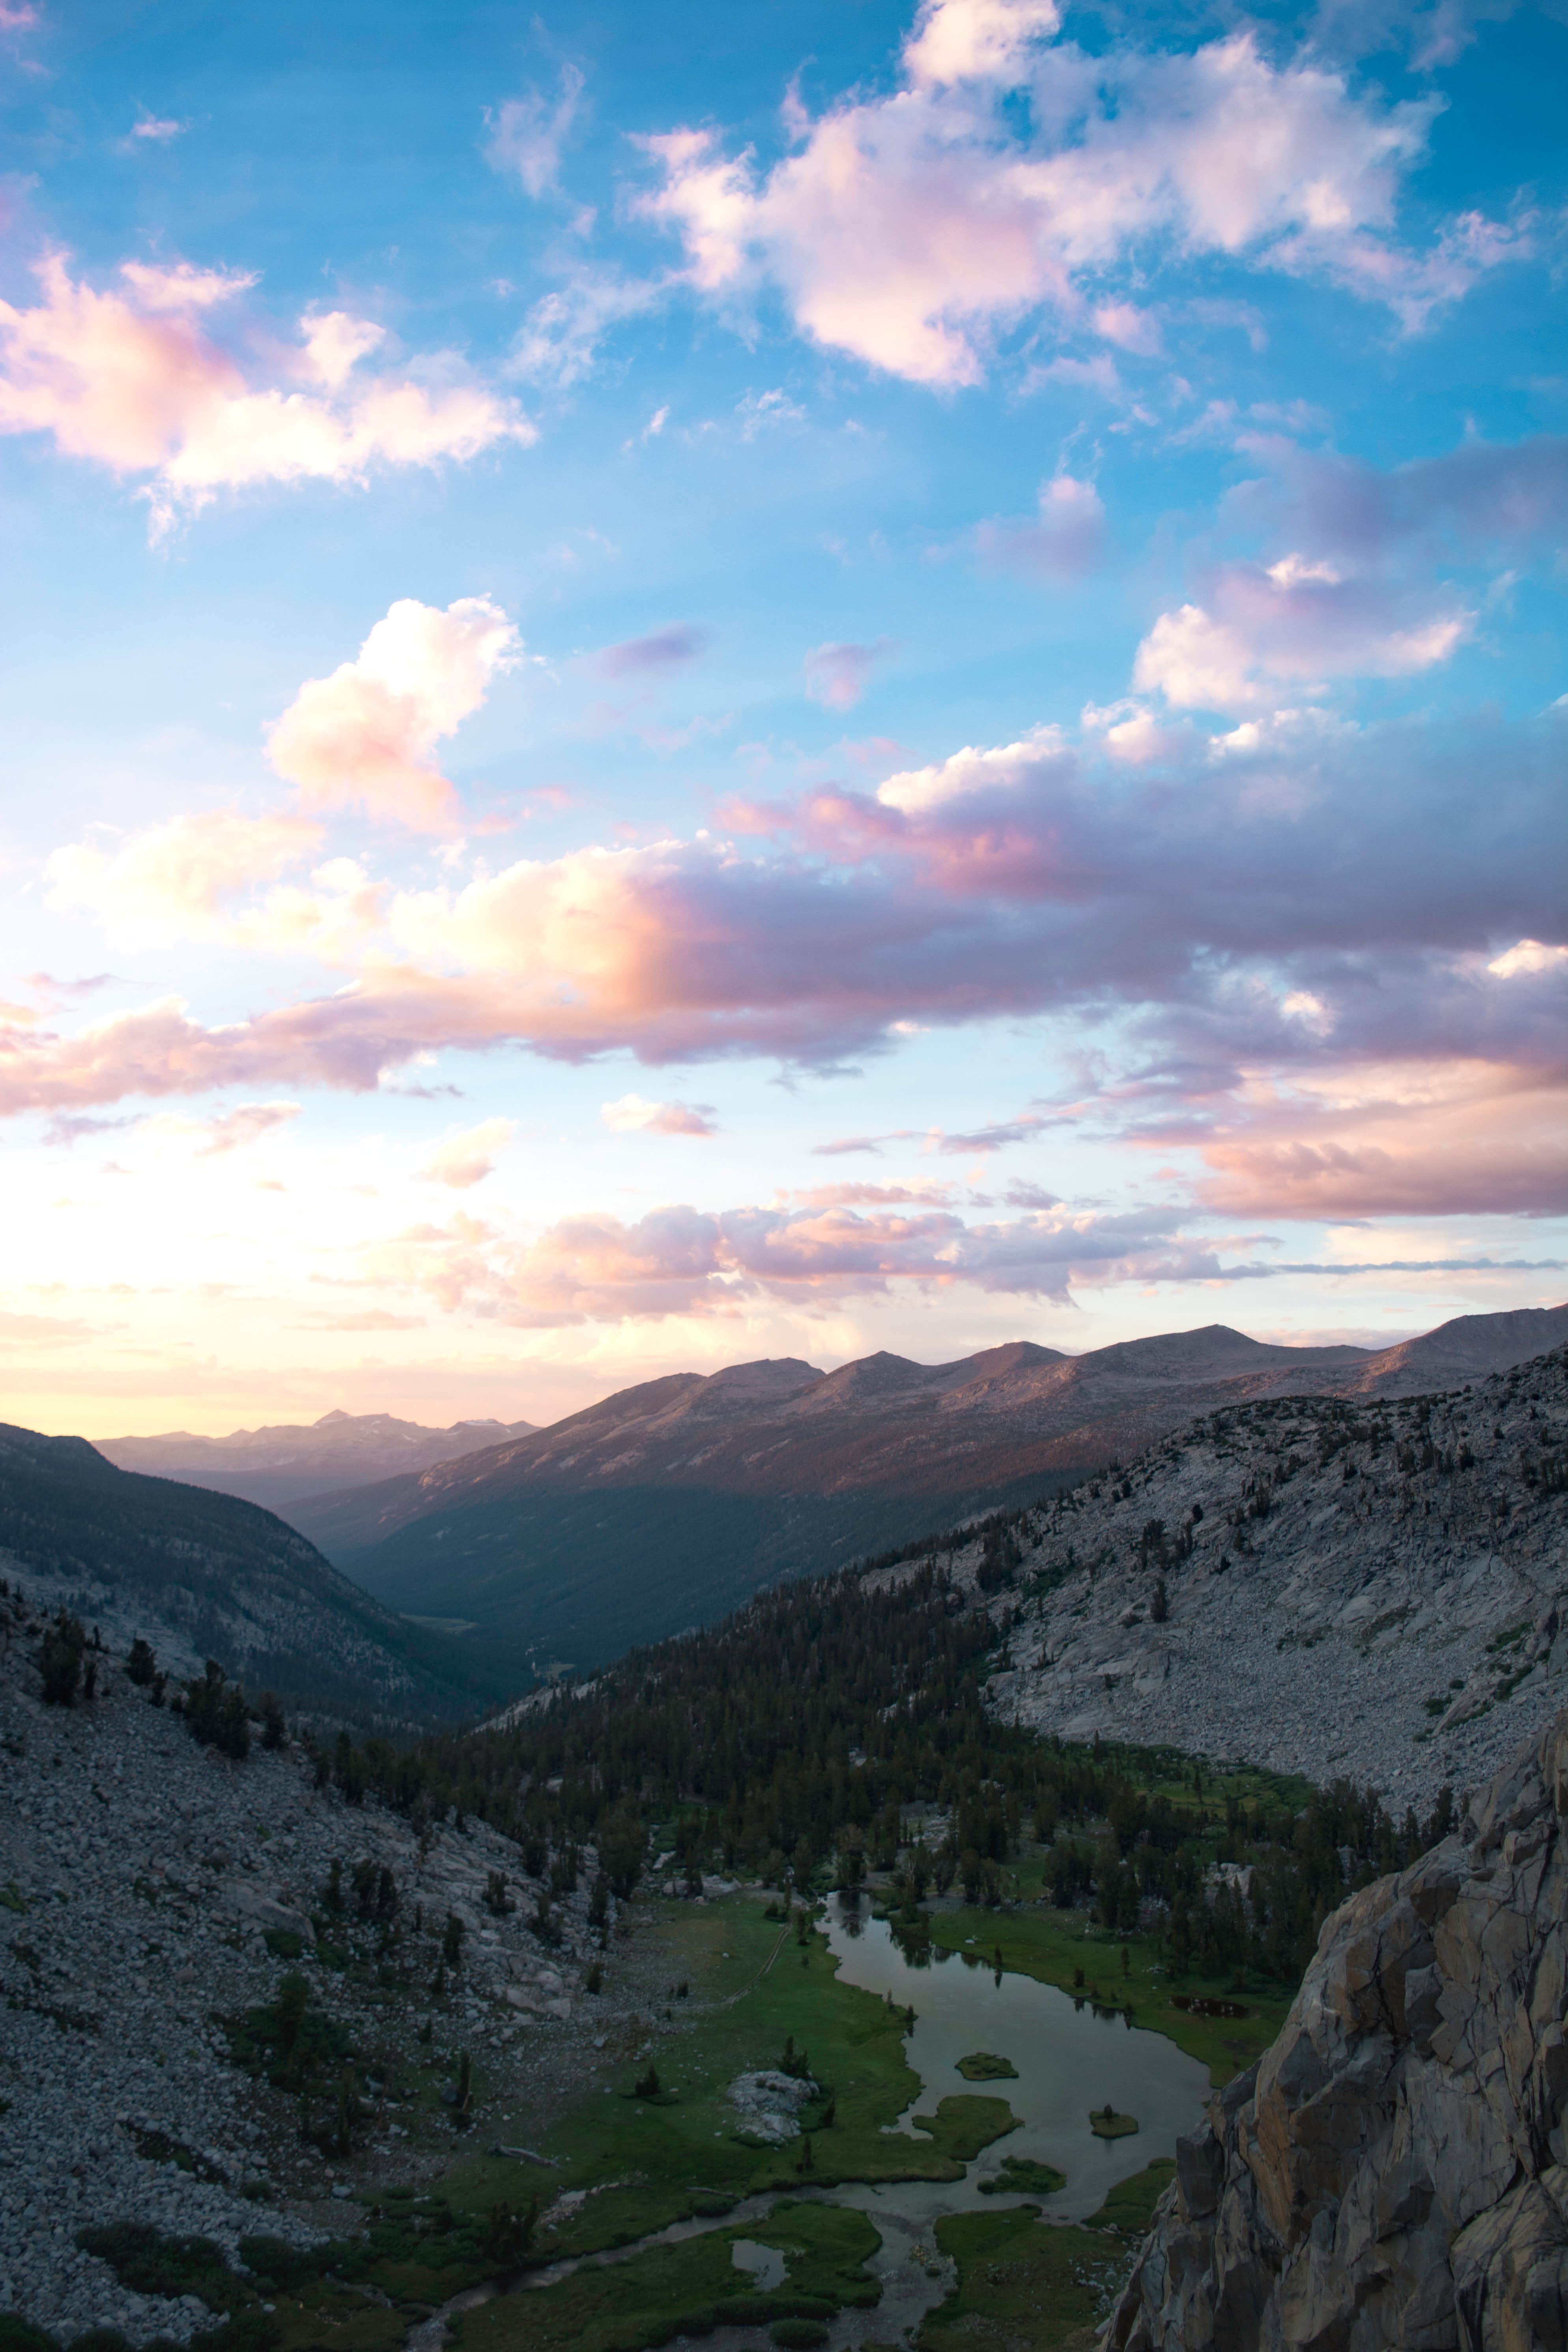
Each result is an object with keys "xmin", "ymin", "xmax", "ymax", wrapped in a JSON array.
[
  {"xmin": 0, "ymin": 2318, "xmax": 58, "ymax": 2352},
  {"xmin": 40, "ymin": 1613, "xmax": 86, "ymax": 1707},
  {"xmin": 75, "ymin": 2225, "xmax": 239, "ymax": 2311},
  {"xmin": 183, "ymin": 1662, "xmax": 250, "ymax": 1760},
  {"xmin": 126, "ymin": 1637, "xmax": 157, "ymax": 1686}
]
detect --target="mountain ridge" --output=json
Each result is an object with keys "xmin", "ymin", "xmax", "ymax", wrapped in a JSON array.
[
  {"xmin": 93, "ymin": 1407, "xmax": 537, "ymax": 1517},
  {"xmin": 281, "ymin": 1303, "xmax": 1567, "ymax": 1682}
]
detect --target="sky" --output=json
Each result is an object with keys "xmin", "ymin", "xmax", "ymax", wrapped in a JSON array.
[{"xmin": 1, "ymin": 0, "xmax": 1564, "ymax": 1440}]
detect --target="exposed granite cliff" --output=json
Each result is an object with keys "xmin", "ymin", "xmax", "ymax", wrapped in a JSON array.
[{"xmin": 1108, "ymin": 1701, "xmax": 1568, "ymax": 2350}]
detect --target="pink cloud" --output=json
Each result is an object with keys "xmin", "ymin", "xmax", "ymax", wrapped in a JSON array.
[
  {"xmin": 638, "ymin": 17, "xmax": 1499, "ymax": 389},
  {"xmin": 193, "ymin": 1101, "xmax": 300, "ymax": 1156},
  {"xmin": 591, "ymin": 623, "xmax": 710, "ymax": 679},
  {"xmin": 1133, "ymin": 560, "xmax": 1471, "ymax": 712},
  {"xmin": 928, "ymin": 1115, "xmax": 1048, "ymax": 1152},
  {"xmin": 11, "ymin": 685, "xmax": 1564, "ymax": 1207},
  {"xmin": 368, "ymin": 1192, "xmax": 1241, "ymax": 1327},
  {"xmin": 0, "ymin": 256, "xmax": 531, "ymax": 534},
  {"xmin": 1177, "ymin": 1066, "xmax": 1568, "ymax": 1218},
  {"xmin": 1228, "ymin": 432, "xmax": 1568, "ymax": 566},
  {"xmin": 600, "ymin": 1092, "xmax": 718, "ymax": 1135},
  {"xmin": 45, "ymin": 810, "xmax": 325, "ymax": 942},
  {"xmin": 803, "ymin": 639, "xmax": 894, "ymax": 711},
  {"xmin": 977, "ymin": 473, "xmax": 1105, "ymax": 581},
  {"xmin": 267, "ymin": 596, "xmax": 520, "ymax": 830},
  {"xmin": 485, "ymin": 66, "xmax": 585, "ymax": 198},
  {"xmin": 420, "ymin": 1118, "xmax": 516, "ymax": 1189}
]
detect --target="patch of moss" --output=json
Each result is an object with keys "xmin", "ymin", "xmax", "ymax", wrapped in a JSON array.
[
  {"xmin": 976, "ymin": 2155, "xmax": 1065, "ymax": 2196},
  {"xmin": 920, "ymin": 2159, "xmax": 1175, "ymax": 2352},
  {"xmin": 910, "ymin": 2096, "xmax": 1020, "ymax": 2163},
  {"xmin": 461, "ymin": 2200, "xmax": 880, "ymax": 2352},
  {"xmin": 955, "ymin": 2052, "xmax": 1017, "ymax": 2081},
  {"xmin": 1089, "ymin": 2108, "xmax": 1138, "ymax": 2139}
]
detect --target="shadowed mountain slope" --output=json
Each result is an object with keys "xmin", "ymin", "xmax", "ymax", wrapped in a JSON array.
[
  {"xmin": 281, "ymin": 1307, "xmax": 1565, "ymax": 1682},
  {"xmin": 92, "ymin": 1408, "xmax": 535, "ymax": 1517},
  {"xmin": 0, "ymin": 1423, "xmax": 506, "ymax": 1724}
]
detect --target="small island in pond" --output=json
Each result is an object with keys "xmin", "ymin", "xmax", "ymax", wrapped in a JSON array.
[
  {"xmin": 978, "ymin": 2154, "xmax": 1067, "ymax": 2197},
  {"xmin": 957, "ymin": 2051, "xmax": 1019, "ymax": 2081},
  {"xmin": 1090, "ymin": 2105, "xmax": 1139, "ymax": 2138}
]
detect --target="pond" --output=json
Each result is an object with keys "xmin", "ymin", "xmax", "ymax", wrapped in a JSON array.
[{"xmin": 822, "ymin": 1894, "xmax": 1210, "ymax": 2224}]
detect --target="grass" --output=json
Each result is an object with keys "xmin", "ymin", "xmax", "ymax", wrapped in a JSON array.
[
  {"xmin": 909, "ymin": 2096, "xmax": 1020, "ymax": 2161},
  {"xmin": 919, "ymin": 2158, "xmax": 1176, "ymax": 2352},
  {"xmin": 976, "ymin": 2156, "xmax": 1066, "ymax": 2197},
  {"xmin": 1088, "ymin": 2110, "xmax": 1138, "ymax": 2139},
  {"xmin": 463, "ymin": 2200, "xmax": 883, "ymax": 2352},
  {"xmin": 956, "ymin": 2051, "xmax": 1018, "ymax": 2080},
  {"xmin": 926, "ymin": 1906, "xmax": 1292, "ymax": 2086},
  {"xmin": 437, "ymin": 1898, "xmax": 1024, "ymax": 2268}
]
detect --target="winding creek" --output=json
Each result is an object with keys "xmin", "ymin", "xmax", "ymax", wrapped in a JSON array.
[{"xmin": 417, "ymin": 1898, "xmax": 1211, "ymax": 2349}]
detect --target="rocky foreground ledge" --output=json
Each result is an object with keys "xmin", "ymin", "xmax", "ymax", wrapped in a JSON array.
[{"xmin": 1109, "ymin": 1700, "xmax": 1568, "ymax": 2350}]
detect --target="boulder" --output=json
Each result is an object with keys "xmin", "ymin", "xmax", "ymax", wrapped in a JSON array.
[
  {"xmin": 213, "ymin": 1878, "xmax": 315, "ymax": 1944},
  {"xmin": 1109, "ymin": 1703, "xmax": 1568, "ymax": 2350}
]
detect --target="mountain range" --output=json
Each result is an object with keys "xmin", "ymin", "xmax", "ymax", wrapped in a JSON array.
[
  {"xmin": 0, "ymin": 1422, "xmax": 507, "ymax": 1724},
  {"xmin": 93, "ymin": 1408, "xmax": 536, "ymax": 1516},
  {"xmin": 285, "ymin": 1303, "xmax": 1568, "ymax": 1681}
]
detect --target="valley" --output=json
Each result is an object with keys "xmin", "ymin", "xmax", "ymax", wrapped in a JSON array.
[
  {"xmin": 282, "ymin": 1306, "xmax": 1568, "ymax": 1679},
  {"xmin": 3, "ymin": 1325, "xmax": 1566, "ymax": 2352}
]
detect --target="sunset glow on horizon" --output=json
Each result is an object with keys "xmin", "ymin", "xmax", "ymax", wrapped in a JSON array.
[{"xmin": 2, "ymin": 0, "xmax": 1563, "ymax": 1440}]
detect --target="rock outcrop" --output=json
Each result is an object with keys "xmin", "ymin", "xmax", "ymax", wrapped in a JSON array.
[{"xmin": 1108, "ymin": 1701, "xmax": 1568, "ymax": 2350}]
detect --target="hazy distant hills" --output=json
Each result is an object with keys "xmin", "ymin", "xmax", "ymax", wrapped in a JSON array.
[
  {"xmin": 0, "ymin": 1423, "xmax": 508, "ymax": 1724},
  {"xmin": 288, "ymin": 1304, "xmax": 1568, "ymax": 1679},
  {"xmin": 93, "ymin": 1408, "xmax": 536, "ymax": 1517}
]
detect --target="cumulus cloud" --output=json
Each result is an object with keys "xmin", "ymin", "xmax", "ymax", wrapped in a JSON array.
[
  {"xmin": 977, "ymin": 473, "xmax": 1105, "ymax": 580},
  {"xmin": 601, "ymin": 1093, "xmax": 718, "ymax": 1135},
  {"xmin": 45, "ymin": 810, "xmax": 325, "ymax": 942},
  {"xmin": 267, "ymin": 596, "xmax": 521, "ymax": 830},
  {"xmin": 803, "ymin": 640, "xmax": 894, "ymax": 711},
  {"xmin": 486, "ymin": 66, "xmax": 585, "ymax": 197},
  {"xmin": 12, "ymin": 686, "xmax": 1564, "ymax": 1241},
  {"xmin": 0, "ymin": 255, "xmax": 531, "ymax": 534},
  {"xmin": 637, "ymin": 15, "xmax": 1505, "ymax": 388},
  {"xmin": 1133, "ymin": 562, "xmax": 1471, "ymax": 712},
  {"xmin": 1489, "ymin": 939, "xmax": 1568, "ymax": 980},
  {"xmin": 128, "ymin": 115, "xmax": 189, "ymax": 144},
  {"xmin": 419, "ymin": 1118, "xmax": 516, "ymax": 1189}
]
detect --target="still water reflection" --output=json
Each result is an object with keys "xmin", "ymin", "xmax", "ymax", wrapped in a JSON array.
[{"xmin": 822, "ymin": 1893, "xmax": 1209, "ymax": 2223}]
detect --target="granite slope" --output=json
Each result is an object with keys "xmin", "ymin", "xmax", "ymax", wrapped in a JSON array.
[
  {"xmin": 0, "ymin": 1422, "xmax": 499, "ymax": 1724},
  {"xmin": 1108, "ymin": 1695, "xmax": 1568, "ymax": 2350},
  {"xmin": 0, "ymin": 1578, "xmax": 639, "ymax": 2345},
  {"xmin": 989, "ymin": 1345, "xmax": 1568, "ymax": 1808}
]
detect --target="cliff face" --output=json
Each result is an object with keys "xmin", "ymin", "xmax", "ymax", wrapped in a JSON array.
[{"xmin": 1110, "ymin": 1704, "xmax": 1568, "ymax": 2350}]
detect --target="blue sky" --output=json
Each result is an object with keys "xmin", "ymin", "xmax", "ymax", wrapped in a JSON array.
[{"xmin": 1, "ymin": 0, "xmax": 1564, "ymax": 1435}]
